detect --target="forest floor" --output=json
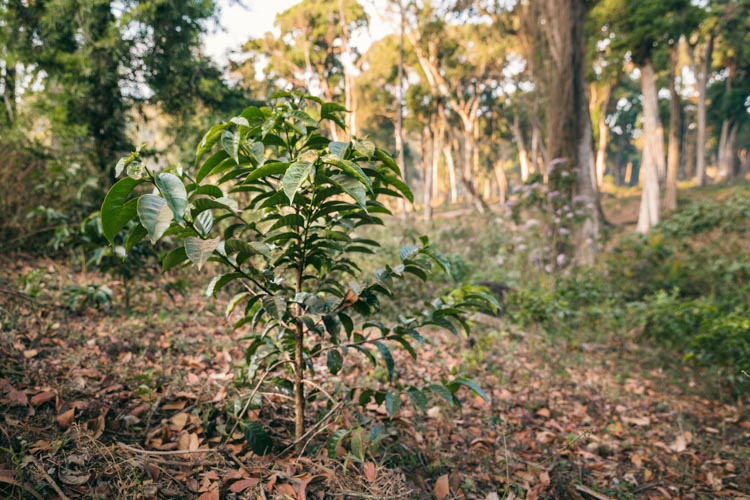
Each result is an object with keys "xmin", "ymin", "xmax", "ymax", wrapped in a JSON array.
[
  {"xmin": 2, "ymin": 259, "xmax": 748, "ymax": 499},
  {"xmin": 1, "ymin": 188, "xmax": 749, "ymax": 499}
]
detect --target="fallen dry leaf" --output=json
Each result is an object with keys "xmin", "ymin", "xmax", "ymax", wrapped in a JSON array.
[
  {"xmin": 30, "ymin": 390, "xmax": 56, "ymax": 407},
  {"xmin": 56, "ymin": 408, "xmax": 75, "ymax": 429},
  {"xmin": 364, "ymin": 461, "xmax": 377, "ymax": 483},
  {"xmin": 229, "ymin": 478, "xmax": 260, "ymax": 493},
  {"xmin": 6, "ymin": 386, "xmax": 28, "ymax": 406},
  {"xmin": 669, "ymin": 433, "xmax": 687, "ymax": 453},
  {"xmin": 58, "ymin": 470, "xmax": 90, "ymax": 486},
  {"xmin": 197, "ymin": 488, "xmax": 219, "ymax": 500},
  {"xmin": 434, "ymin": 474, "xmax": 450, "ymax": 500}
]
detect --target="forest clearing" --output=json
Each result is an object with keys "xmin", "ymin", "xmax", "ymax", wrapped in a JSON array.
[
  {"xmin": 2, "ymin": 185, "xmax": 749, "ymax": 498},
  {"xmin": 2, "ymin": 0, "xmax": 749, "ymax": 498}
]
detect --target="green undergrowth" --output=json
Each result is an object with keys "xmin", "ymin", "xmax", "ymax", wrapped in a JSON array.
[{"xmin": 355, "ymin": 185, "xmax": 750, "ymax": 397}]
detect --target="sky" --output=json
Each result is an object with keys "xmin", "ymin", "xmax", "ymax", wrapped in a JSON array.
[{"xmin": 203, "ymin": 0, "xmax": 395, "ymax": 66}]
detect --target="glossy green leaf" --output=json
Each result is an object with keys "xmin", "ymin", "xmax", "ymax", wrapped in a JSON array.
[
  {"xmin": 184, "ymin": 236, "xmax": 221, "ymax": 270},
  {"xmin": 242, "ymin": 420, "xmax": 272, "ymax": 455},
  {"xmin": 101, "ymin": 177, "xmax": 142, "ymax": 244},
  {"xmin": 282, "ymin": 161, "xmax": 313, "ymax": 203},
  {"xmin": 447, "ymin": 377, "xmax": 489, "ymax": 402},
  {"xmin": 162, "ymin": 245, "xmax": 188, "ymax": 272},
  {"xmin": 245, "ymin": 161, "xmax": 289, "ymax": 182},
  {"xmin": 137, "ymin": 194, "xmax": 173, "ymax": 243},
  {"xmin": 327, "ymin": 349, "xmax": 343, "ymax": 375},
  {"xmin": 195, "ymin": 122, "xmax": 229, "ymax": 163},
  {"xmin": 155, "ymin": 173, "xmax": 188, "ymax": 223},
  {"xmin": 385, "ymin": 392, "xmax": 400, "ymax": 416}
]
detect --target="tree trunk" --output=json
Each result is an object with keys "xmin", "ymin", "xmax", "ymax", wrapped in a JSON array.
[
  {"xmin": 637, "ymin": 60, "xmax": 662, "ymax": 233},
  {"xmin": 664, "ymin": 47, "xmax": 681, "ymax": 213},
  {"xmin": 593, "ymin": 84, "xmax": 611, "ymax": 187},
  {"xmin": 2, "ymin": 63, "xmax": 16, "ymax": 125},
  {"xmin": 540, "ymin": 0, "xmax": 599, "ymax": 263},
  {"xmin": 443, "ymin": 143, "xmax": 458, "ymax": 204},
  {"xmin": 718, "ymin": 120, "xmax": 738, "ymax": 181},
  {"xmin": 690, "ymin": 33, "xmax": 714, "ymax": 186},
  {"xmin": 423, "ymin": 125, "xmax": 434, "ymax": 222},
  {"xmin": 531, "ymin": 121, "xmax": 540, "ymax": 174},
  {"xmin": 512, "ymin": 114, "xmax": 532, "ymax": 182}
]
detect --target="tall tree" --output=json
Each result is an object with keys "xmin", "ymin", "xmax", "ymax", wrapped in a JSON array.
[
  {"xmin": 240, "ymin": 0, "xmax": 368, "ymax": 140},
  {"xmin": 599, "ymin": 0, "xmax": 696, "ymax": 232},
  {"xmin": 537, "ymin": 0, "xmax": 600, "ymax": 263}
]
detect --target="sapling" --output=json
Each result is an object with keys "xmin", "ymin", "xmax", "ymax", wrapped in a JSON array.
[{"xmin": 101, "ymin": 91, "xmax": 496, "ymax": 454}]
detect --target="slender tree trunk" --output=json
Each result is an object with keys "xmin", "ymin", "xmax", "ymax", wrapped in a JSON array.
[
  {"xmin": 2, "ymin": 63, "xmax": 16, "ymax": 124},
  {"xmin": 293, "ymin": 268, "xmax": 305, "ymax": 453},
  {"xmin": 683, "ymin": 121, "xmax": 695, "ymax": 180},
  {"xmin": 443, "ymin": 143, "xmax": 458, "ymax": 204},
  {"xmin": 423, "ymin": 125, "xmax": 434, "ymax": 222},
  {"xmin": 718, "ymin": 121, "xmax": 738, "ymax": 181},
  {"xmin": 690, "ymin": 33, "xmax": 714, "ymax": 186},
  {"xmin": 531, "ymin": 122, "xmax": 540, "ymax": 174},
  {"xmin": 739, "ymin": 148, "xmax": 749, "ymax": 178},
  {"xmin": 593, "ymin": 84, "xmax": 611, "ymax": 187},
  {"xmin": 493, "ymin": 160, "xmax": 508, "ymax": 205},
  {"xmin": 664, "ymin": 47, "xmax": 681, "ymax": 213},
  {"xmin": 512, "ymin": 114, "xmax": 532, "ymax": 182},
  {"xmin": 637, "ymin": 60, "xmax": 662, "ymax": 233}
]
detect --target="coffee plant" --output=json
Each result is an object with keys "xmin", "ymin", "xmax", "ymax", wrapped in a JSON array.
[{"xmin": 101, "ymin": 91, "xmax": 496, "ymax": 453}]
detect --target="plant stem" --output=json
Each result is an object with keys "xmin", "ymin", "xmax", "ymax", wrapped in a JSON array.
[{"xmin": 294, "ymin": 316, "xmax": 305, "ymax": 453}]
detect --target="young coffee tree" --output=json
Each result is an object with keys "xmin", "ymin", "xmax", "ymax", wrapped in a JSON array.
[{"xmin": 101, "ymin": 91, "xmax": 495, "ymax": 453}]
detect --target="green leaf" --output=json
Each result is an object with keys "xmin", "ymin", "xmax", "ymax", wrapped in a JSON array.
[
  {"xmin": 374, "ymin": 340, "xmax": 394, "ymax": 381},
  {"xmin": 262, "ymin": 295, "xmax": 287, "ymax": 320},
  {"xmin": 137, "ymin": 194, "xmax": 173, "ymax": 243},
  {"xmin": 447, "ymin": 378, "xmax": 489, "ymax": 402},
  {"xmin": 155, "ymin": 173, "xmax": 188, "ymax": 224},
  {"xmin": 162, "ymin": 245, "xmax": 188, "ymax": 272},
  {"xmin": 226, "ymin": 292, "xmax": 251, "ymax": 317},
  {"xmin": 399, "ymin": 245, "xmax": 419, "ymax": 262},
  {"xmin": 196, "ymin": 150, "xmax": 229, "ymax": 183},
  {"xmin": 328, "ymin": 141, "xmax": 347, "ymax": 158},
  {"xmin": 101, "ymin": 177, "xmax": 142, "ymax": 244},
  {"xmin": 281, "ymin": 161, "xmax": 313, "ymax": 203},
  {"xmin": 427, "ymin": 383, "xmax": 456, "ymax": 405},
  {"xmin": 323, "ymin": 157, "xmax": 372, "ymax": 189},
  {"xmin": 374, "ymin": 147, "xmax": 401, "ymax": 175},
  {"xmin": 245, "ymin": 161, "xmax": 289, "ymax": 182},
  {"xmin": 329, "ymin": 175, "xmax": 367, "ymax": 210},
  {"xmin": 385, "ymin": 392, "xmax": 400, "ymax": 416},
  {"xmin": 184, "ymin": 236, "xmax": 221, "ymax": 270},
  {"xmin": 125, "ymin": 224, "xmax": 147, "ymax": 252},
  {"xmin": 407, "ymin": 388, "xmax": 428, "ymax": 411},
  {"xmin": 195, "ymin": 122, "xmax": 229, "ymax": 163},
  {"xmin": 321, "ymin": 102, "xmax": 347, "ymax": 129},
  {"xmin": 193, "ymin": 184, "xmax": 224, "ymax": 198},
  {"xmin": 195, "ymin": 210, "xmax": 214, "ymax": 236},
  {"xmin": 327, "ymin": 428, "xmax": 349, "ymax": 459},
  {"xmin": 327, "ymin": 349, "xmax": 343, "ymax": 375},
  {"xmin": 222, "ymin": 130, "xmax": 240, "ymax": 164},
  {"xmin": 205, "ymin": 272, "xmax": 244, "ymax": 296},
  {"xmin": 242, "ymin": 420, "xmax": 273, "ymax": 455},
  {"xmin": 382, "ymin": 174, "xmax": 414, "ymax": 203},
  {"xmin": 352, "ymin": 138, "xmax": 375, "ymax": 159}
]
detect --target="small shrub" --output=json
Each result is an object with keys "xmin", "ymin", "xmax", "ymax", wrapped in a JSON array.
[
  {"xmin": 100, "ymin": 91, "xmax": 495, "ymax": 453},
  {"xmin": 689, "ymin": 310, "xmax": 750, "ymax": 370},
  {"xmin": 642, "ymin": 290, "xmax": 719, "ymax": 346}
]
